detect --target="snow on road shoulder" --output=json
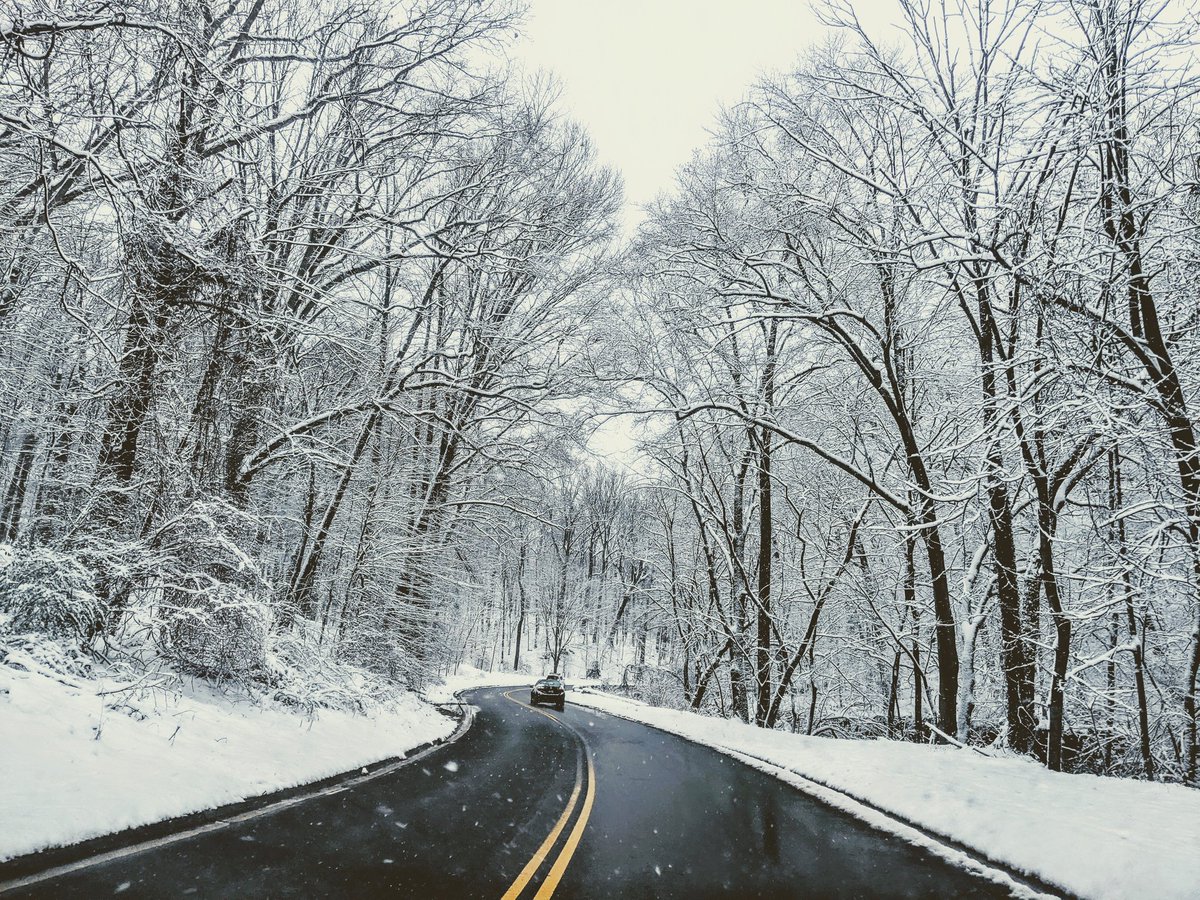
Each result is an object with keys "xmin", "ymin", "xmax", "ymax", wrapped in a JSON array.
[
  {"xmin": 571, "ymin": 690, "xmax": 1200, "ymax": 900},
  {"xmin": 422, "ymin": 664, "xmax": 605, "ymax": 704},
  {"xmin": 422, "ymin": 664, "xmax": 530, "ymax": 704},
  {"xmin": 0, "ymin": 663, "xmax": 455, "ymax": 862}
]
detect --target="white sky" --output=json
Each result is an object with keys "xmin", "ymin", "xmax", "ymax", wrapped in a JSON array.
[{"xmin": 508, "ymin": 0, "xmax": 831, "ymax": 226}]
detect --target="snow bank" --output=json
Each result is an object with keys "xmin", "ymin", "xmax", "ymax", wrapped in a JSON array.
[
  {"xmin": 424, "ymin": 664, "xmax": 604, "ymax": 704},
  {"xmin": 0, "ymin": 663, "xmax": 455, "ymax": 862},
  {"xmin": 571, "ymin": 690, "xmax": 1200, "ymax": 900},
  {"xmin": 423, "ymin": 664, "xmax": 530, "ymax": 703}
]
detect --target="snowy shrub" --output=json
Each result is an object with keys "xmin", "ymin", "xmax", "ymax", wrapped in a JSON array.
[
  {"xmin": 165, "ymin": 588, "xmax": 272, "ymax": 680},
  {"xmin": 812, "ymin": 716, "xmax": 890, "ymax": 740},
  {"xmin": 0, "ymin": 544, "xmax": 105, "ymax": 642},
  {"xmin": 0, "ymin": 629, "xmax": 94, "ymax": 680},
  {"xmin": 264, "ymin": 630, "xmax": 395, "ymax": 715},
  {"xmin": 145, "ymin": 500, "xmax": 276, "ymax": 681},
  {"xmin": 147, "ymin": 500, "xmax": 267, "ymax": 590},
  {"xmin": 620, "ymin": 663, "xmax": 687, "ymax": 709},
  {"xmin": 340, "ymin": 627, "xmax": 429, "ymax": 688}
]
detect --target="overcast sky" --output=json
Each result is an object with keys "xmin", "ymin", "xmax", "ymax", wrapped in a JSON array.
[{"xmin": 508, "ymin": 0, "xmax": 833, "ymax": 227}]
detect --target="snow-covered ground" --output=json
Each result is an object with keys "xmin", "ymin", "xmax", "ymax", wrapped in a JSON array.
[
  {"xmin": 424, "ymin": 664, "xmax": 603, "ymax": 704},
  {"xmin": 571, "ymin": 689, "xmax": 1200, "ymax": 900},
  {"xmin": 423, "ymin": 664, "xmax": 531, "ymax": 703},
  {"xmin": 0, "ymin": 662, "xmax": 456, "ymax": 862}
]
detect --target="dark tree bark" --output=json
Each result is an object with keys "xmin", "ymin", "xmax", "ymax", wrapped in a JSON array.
[
  {"xmin": 968, "ymin": 277, "xmax": 1038, "ymax": 755},
  {"xmin": 908, "ymin": 534, "xmax": 924, "ymax": 739},
  {"xmin": 689, "ymin": 637, "xmax": 733, "ymax": 710},
  {"xmin": 513, "ymin": 543, "xmax": 527, "ymax": 671},
  {"xmin": 753, "ymin": 319, "xmax": 779, "ymax": 725},
  {"xmin": 1111, "ymin": 447, "xmax": 1155, "ymax": 778},
  {"xmin": 1, "ymin": 429, "xmax": 37, "ymax": 542},
  {"xmin": 286, "ymin": 410, "xmax": 381, "ymax": 623}
]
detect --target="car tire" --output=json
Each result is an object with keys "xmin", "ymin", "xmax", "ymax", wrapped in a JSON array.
[
  {"xmin": 555, "ymin": 701, "xmax": 564, "ymax": 711},
  {"xmin": 530, "ymin": 697, "xmax": 537, "ymax": 705}
]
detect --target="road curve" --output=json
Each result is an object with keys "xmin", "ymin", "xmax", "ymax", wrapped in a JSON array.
[{"xmin": 4, "ymin": 686, "xmax": 1022, "ymax": 898}]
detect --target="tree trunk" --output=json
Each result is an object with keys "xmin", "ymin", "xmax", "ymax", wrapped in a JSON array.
[
  {"xmin": 1111, "ymin": 447, "xmax": 1155, "ymax": 778},
  {"xmin": 97, "ymin": 298, "xmax": 171, "ymax": 489},
  {"xmin": 755, "ymin": 423, "xmax": 773, "ymax": 725},
  {"xmin": 908, "ymin": 536, "xmax": 924, "ymax": 740},
  {"xmin": 1039, "ymin": 501, "xmax": 1070, "ymax": 772},
  {"xmin": 288, "ymin": 410, "xmax": 380, "ymax": 623},
  {"xmin": 513, "ymin": 545, "xmax": 527, "ymax": 671},
  {"xmin": 691, "ymin": 638, "xmax": 733, "ymax": 709},
  {"xmin": 1, "ymin": 429, "xmax": 37, "ymax": 541},
  {"xmin": 988, "ymin": 464, "xmax": 1036, "ymax": 754},
  {"xmin": 730, "ymin": 664, "xmax": 749, "ymax": 723}
]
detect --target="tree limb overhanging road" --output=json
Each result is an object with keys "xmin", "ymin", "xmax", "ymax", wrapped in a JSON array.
[{"xmin": 5, "ymin": 687, "xmax": 1025, "ymax": 899}]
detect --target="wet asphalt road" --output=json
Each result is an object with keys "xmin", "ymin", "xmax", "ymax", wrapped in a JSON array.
[{"xmin": 4, "ymin": 686, "xmax": 1022, "ymax": 899}]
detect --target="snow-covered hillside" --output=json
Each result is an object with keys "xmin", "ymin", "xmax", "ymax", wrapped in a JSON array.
[{"xmin": 0, "ymin": 656, "xmax": 455, "ymax": 862}]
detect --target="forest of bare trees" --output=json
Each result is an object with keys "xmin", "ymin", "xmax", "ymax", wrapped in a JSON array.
[
  {"xmin": 448, "ymin": 0, "xmax": 1200, "ymax": 788},
  {"xmin": 4, "ymin": 0, "xmax": 1200, "ymax": 790},
  {"xmin": 0, "ymin": 0, "xmax": 617, "ymax": 686}
]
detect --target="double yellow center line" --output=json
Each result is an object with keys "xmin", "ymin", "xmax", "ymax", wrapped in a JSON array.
[{"xmin": 499, "ymin": 691, "xmax": 596, "ymax": 900}]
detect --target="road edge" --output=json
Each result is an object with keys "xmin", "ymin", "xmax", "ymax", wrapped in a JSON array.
[
  {"xmin": 571, "ymin": 688, "xmax": 1075, "ymax": 900},
  {"xmin": 0, "ymin": 698, "xmax": 476, "ymax": 893}
]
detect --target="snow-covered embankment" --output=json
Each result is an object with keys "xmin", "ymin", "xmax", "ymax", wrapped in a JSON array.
[{"xmin": 0, "ymin": 661, "xmax": 455, "ymax": 862}]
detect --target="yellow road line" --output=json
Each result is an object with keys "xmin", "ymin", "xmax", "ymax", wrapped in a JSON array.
[
  {"xmin": 499, "ymin": 740, "xmax": 582, "ymax": 900},
  {"xmin": 532, "ymin": 744, "xmax": 595, "ymax": 899},
  {"xmin": 498, "ymin": 689, "xmax": 596, "ymax": 900},
  {"xmin": 503, "ymin": 689, "xmax": 565, "ymax": 726}
]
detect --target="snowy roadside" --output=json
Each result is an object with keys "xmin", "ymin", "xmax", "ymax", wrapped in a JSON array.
[
  {"xmin": 570, "ymin": 689, "xmax": 1200, "ymax": 900},
  {"xmin": 422, "ymin": 665, "xmax": 604, "ymax": 704},
  {"xmin": 0, "ymin": 663, "xmax": 455, "ymax": 862},
  {"xmin": 422, "ymin": 665, "xmax": 531, "ymax": 703}
]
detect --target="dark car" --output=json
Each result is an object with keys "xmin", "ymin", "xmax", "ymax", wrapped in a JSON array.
[{"xmin": 530, "ymin": 675, "xmax": 565, "ymax": 710}]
